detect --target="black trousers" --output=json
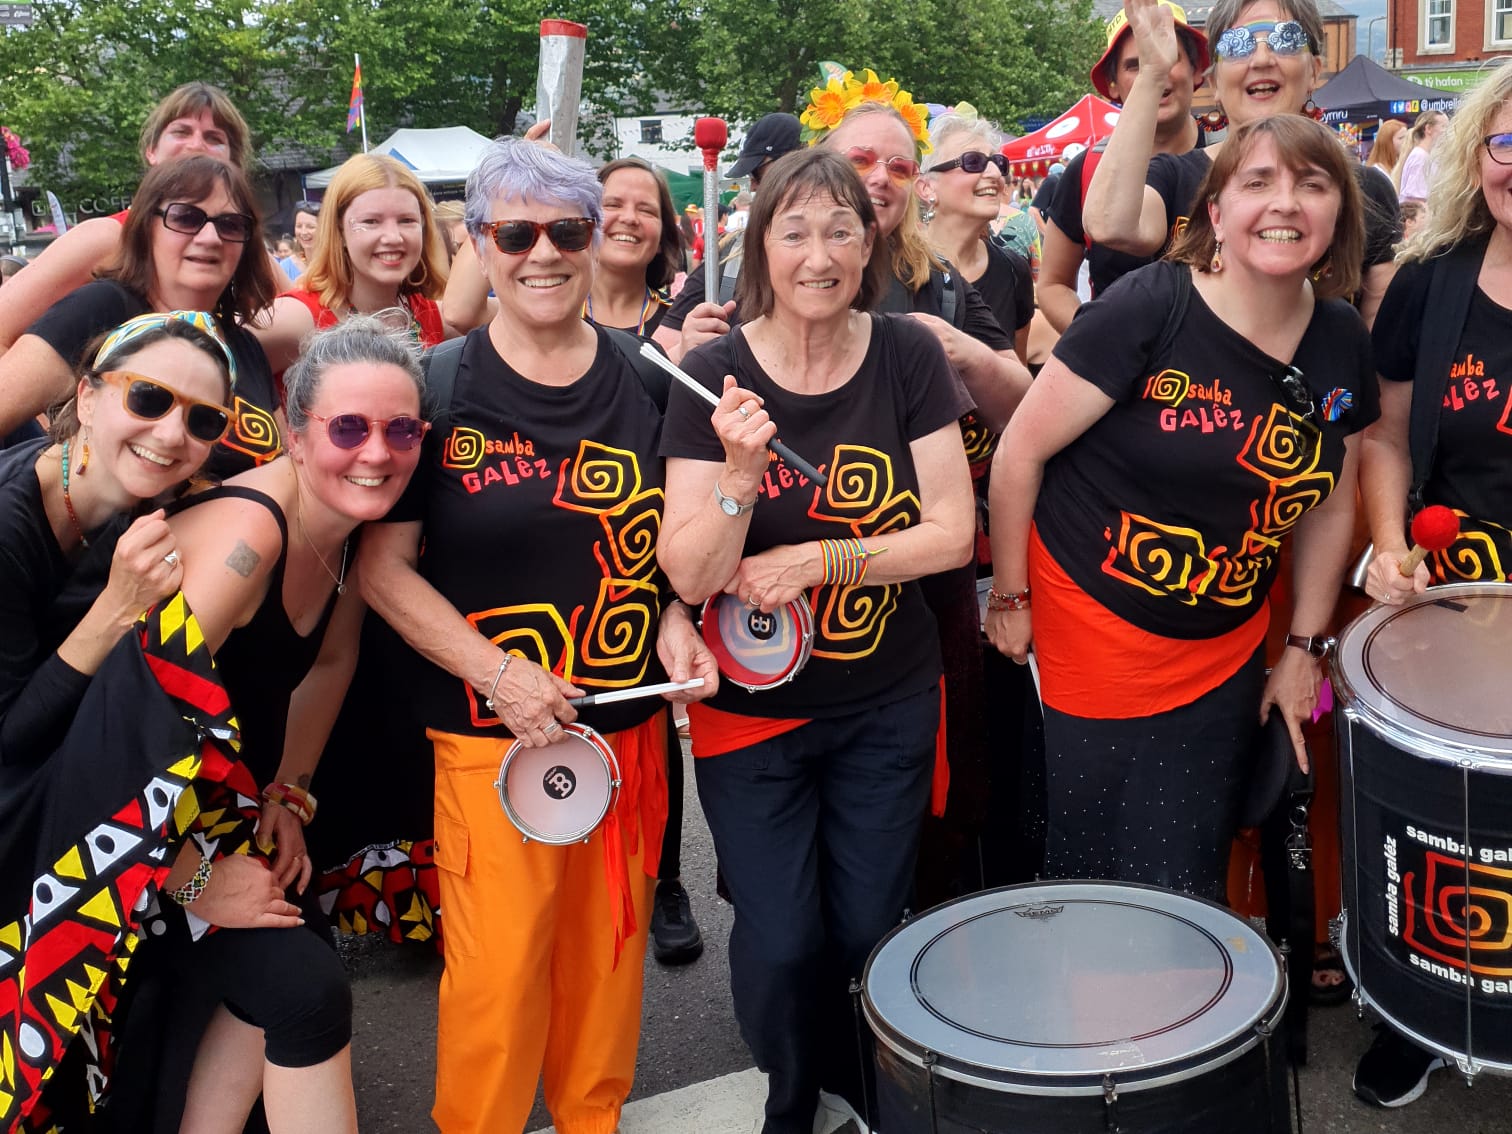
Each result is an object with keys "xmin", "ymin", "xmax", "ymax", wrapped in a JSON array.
[
  {"xmin": 1040, "ymin": 648, "xmax": 1265, "ymax": 902},
  {"xmin": 695, "ymin": 685, "xmax": 938, "ymax": 1134}
]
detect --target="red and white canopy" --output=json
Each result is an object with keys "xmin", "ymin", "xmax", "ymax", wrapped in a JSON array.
[{"xmin": 1001, "ymin": 95, "xmax": 1123, "ymax": 178}]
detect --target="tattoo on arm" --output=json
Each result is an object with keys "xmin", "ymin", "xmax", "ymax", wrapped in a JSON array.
[
  {"xmin": 297, "ymin": 774, "xmax": 312, "ymax": 789},
  {"xmin": 225, "ymin": 540, "xmax": 261, "ymax": 578}
]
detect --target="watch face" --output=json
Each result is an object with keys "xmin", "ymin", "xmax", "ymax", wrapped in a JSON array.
[{"xmin": 719, "ymin": 495, "xmax": 740, "ymax": 516}]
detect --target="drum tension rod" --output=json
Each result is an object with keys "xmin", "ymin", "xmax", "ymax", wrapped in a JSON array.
[
  {"xmin": 1102, "ymin": 1074, "xmax": 1122, "ymax": 1132},
  {"xmin": 922, "ymin": 1050, "xmax": 942, "ymax": 1134}
]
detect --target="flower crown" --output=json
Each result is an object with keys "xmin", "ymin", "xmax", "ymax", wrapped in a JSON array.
[{"xmin": 799, "ymin": 67, "xmax": 932, "ymax": 156}]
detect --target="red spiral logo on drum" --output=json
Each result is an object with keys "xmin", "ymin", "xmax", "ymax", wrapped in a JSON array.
[{"xmin": 1403, "ymin": 851, "xmax": 1512, "ymax": 978}]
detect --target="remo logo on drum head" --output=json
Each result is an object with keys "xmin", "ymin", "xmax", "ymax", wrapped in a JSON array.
[
  {"xmin": 700, "ymin": 592, "xmax": 815, "ymax": 692},
  {"xmin": 495, "ymin": 723, "xmax": 621, "ymax": 844}
]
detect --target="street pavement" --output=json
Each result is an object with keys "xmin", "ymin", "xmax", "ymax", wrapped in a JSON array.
[{"xmin": 342, "ymin": 744, "xmax": 1512, "ymax": 1133}]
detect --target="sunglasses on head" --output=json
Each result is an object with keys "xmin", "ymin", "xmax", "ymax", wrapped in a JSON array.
[
  {"xmin": 845, "ymin": 146, "xmax": 921, "ymax": 187},
  {"xmin": 154, "ymin": 202, "xmax": 256, "ymax": 244},
  {"xmin": 294, "ymin": 200, "xmax": 321, "ymax": 214},
  {"xmin": 307, "ymin": 411, "xmax": 430, "ymax": 452},
  {"xmin": 1215, "ymin": 20, "xmax": 1314, "ymax": 60},
  {"xmin": 480, "ymin": 217, "xmax": 596, "ymax": 255},
  {"xmin": 932, "ymin": 151, "xmax": 1009, "ymax": 177},
  {"xmin": 98, "ymin": 371, "xmax": 233, "ymax": 444}
]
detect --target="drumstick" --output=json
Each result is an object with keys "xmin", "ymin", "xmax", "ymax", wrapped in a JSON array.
[
  {"xmin": 1399, "ymin": 505, "xmax": 1459, "ymax": 576},
  {"xmin": 638, "ymin": 343, "xmax": 829, "ymax": 486},
  {"xmin": 567, "ymin": 678, "xmax": 705, "ymax": 707}
]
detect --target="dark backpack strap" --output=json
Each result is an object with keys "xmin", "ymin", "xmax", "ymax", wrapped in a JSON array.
[
  {"xmin": 423, "ymin": 327, "xmax": 670, "ymax": 424},
  {"xmin": 719, "ymin": 248, "xmax": 742, "ymax": 306},
  {"xmin": 421, "ymin": 336, "xmax": 467, "ymax": 439},
  {"xmin": 1152, "ymin": 262, "xmax": 1192, "ymax": 364},
  {"xmin": 1409, "ymin": 239, "xmax": 1486, "ymax": 508},
  {"xmin": 940, "ymin": 270, "xmax": 959, "ymax": 328},
  {"xmin": 602, "ymin": 326, "xmax": 670, "ymax": 414}
]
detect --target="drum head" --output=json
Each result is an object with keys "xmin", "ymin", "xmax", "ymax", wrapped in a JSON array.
[
  {"xmin": 864, "ymin": 882, "xmax": 1282, "ymax": 1087},
  {"xmin": 1334, "ymin": 583, "xmax": 1512, "ymax": 764},
  {"xmin": 499, "ymin": 727, "xmax": 617, "ymax": 844},
  {"xmin": 701, "ymin": 593, "xmax": 812, "ymax": 691}
]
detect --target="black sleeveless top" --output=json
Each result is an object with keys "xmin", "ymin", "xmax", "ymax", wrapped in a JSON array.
[{"xmin": 172, "ymin": 485, "xmax": 339, "ymax": 784}]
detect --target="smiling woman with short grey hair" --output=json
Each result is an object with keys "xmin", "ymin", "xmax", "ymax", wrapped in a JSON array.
[{"xmin": 359, "ymin": 133, "xmax": 717, "ymax": 1134}]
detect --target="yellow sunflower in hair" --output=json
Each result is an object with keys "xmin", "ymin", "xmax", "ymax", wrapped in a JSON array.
[
  {"xmin": 891, "ymin": 90, "xmax": 933, "ymax": 155},
  {"xmin": 801, "ymin": 73, "xmax": 858, "ymax": 134}
]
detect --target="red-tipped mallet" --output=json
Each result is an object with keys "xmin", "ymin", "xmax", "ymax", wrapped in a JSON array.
[
  {"xmin": 1399, "ymin": 504, "xmax": 1460, "ymax": 576},
  {"xmin": 694, "ymin": 117, "xmax": 728, "ymax": 307}
]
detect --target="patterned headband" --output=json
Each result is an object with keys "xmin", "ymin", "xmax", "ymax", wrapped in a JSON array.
[{"xmin": 91, "ymin": 310, "xmax": 238, "ymax": 388}]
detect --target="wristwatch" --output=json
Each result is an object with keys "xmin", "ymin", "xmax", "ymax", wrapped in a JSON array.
[
  {"xmin": 1284, "ymin": 633, "xmax": 1336, "ymax": 660},
  {"xmin": 714, "ymin": 481, "xmax": 755, "ymax": 517}
]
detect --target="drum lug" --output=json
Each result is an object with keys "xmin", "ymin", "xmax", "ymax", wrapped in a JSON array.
[
  {"xmin": 1101, "ymin": 1074, "xmax": 1121, "ymax": 1132},
  {"xmin": 1454, "ymin": 1055, "xmax": 1478, "ymax": 1083}
]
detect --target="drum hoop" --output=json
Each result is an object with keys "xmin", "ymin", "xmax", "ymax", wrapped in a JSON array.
[
  {"xmin": 1333, "ymin": 582, "xmax": 1512, "ymax": 766},
  {"xmin": 496, "ymin": 723, "xmax": 621, "ymax": 845},
  {"xmin": 864, "ymin": 992, "xmax": 1287, "ymax": 1095},
  {"xmin": 700, "ymin": 593, "xmax": 815, "ymax": 692},
  {"xmin": 861, "ymin": 883, "xmax": 1285, "ymax": 1088}
]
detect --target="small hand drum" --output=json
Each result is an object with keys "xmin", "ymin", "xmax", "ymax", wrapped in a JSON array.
[
  {"xmin": 700, "ymin": 592, "xmax": 815, "ymax": 692},
  {"xmin": 494, "ymin": 723, "xmax": 621, "ymax": 844}
]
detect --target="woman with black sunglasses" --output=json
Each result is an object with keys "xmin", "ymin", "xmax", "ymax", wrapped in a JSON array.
[
  {"xmin": 0, "ymin": 156, "xmax": 281, "ymax": 478},
  {"xmin": 1352, "ymin": 59, "xmax": 1512, "ymax": 1111},
  {"xmin": 360, "ymin": 137, "xmax": 717, "ymax": 1134},
  {"xmin": 986, "ymin": 116, "xmax": 1374, "ymax": 902}
]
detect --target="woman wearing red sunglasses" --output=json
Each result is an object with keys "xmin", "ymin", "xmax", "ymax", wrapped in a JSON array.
[
  {"xmin": 361, "ymin": 136, "xmax": 717, "ymax": 1134},
  {"xmin": 0, "ymin": 156, "xmax": 281, "ymax": 476}
]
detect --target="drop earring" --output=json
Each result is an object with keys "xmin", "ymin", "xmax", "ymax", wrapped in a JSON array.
[{"xmin": 1210, "ymin": 241, "xmax": 1224, "ymax": 273}]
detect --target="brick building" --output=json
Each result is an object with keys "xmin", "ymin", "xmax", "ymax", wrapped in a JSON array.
[{"xmin": 1386, "ymin": 0, "xmax": 1512, "ymax": 91}]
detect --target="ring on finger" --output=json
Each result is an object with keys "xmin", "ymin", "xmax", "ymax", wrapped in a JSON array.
[
  {"xmin": 163, "ymin": 549, "xmax": 180, "ymax": 567},
  {"xmin": 544, "ymin": 721, "xmax": 562, "ymax": 734},
  {"xmin": 737, "ymin": 405, "xmax": 751, "ymax": 420}
]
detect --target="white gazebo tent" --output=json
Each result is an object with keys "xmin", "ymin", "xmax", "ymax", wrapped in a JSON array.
[{"xmin": 303, "ymin": 126, "xmax": 494, "ymax": 189}]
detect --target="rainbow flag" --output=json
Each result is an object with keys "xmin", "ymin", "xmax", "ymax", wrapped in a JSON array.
[{"xmin": 346, "ymin": 61, "xmax": 364, "ymax": 133}]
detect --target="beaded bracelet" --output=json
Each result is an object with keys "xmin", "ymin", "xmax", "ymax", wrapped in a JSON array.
[
  {"xmin": 986, "ymin": 586, "xmax": 1031, "ymax": 612},
  {"xmin": 169, "ymin": 855, "xmax": 213, "ymax": 906},
  {"xmin": 820, "ymin": 538, "xmax": 889, "ymax": 586},
  {"xmin": 262, "ymin": 781, "xmax": 318, "ymax": 826}
]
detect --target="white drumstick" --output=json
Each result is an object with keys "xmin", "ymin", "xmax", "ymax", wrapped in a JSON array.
[
  {"xmin": 638, "ymin": 344, "xmax": 829, "ymax": 486},
  {"xmin": 1026, "ymin": 651, "xmax": 1042, "ymax": 706},
  {"xmin": 567, "ymin": 678, "xmax": 705, "ymax": 707}
]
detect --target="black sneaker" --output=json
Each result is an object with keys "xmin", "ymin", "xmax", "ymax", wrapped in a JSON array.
[
  {"xmin": 651, "ymin": 878, "xmax": 703, "ymax": 965},
  {"xmin": 1352, "ymin": 1026, "xmax": 1447, "ymax": 1108}
]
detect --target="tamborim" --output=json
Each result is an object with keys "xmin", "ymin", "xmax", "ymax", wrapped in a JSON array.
[
  {"xmin": 699, "ymin": 592, "xmax": 814, "ymax": 692},
  {"xmin": 1335, "ymin": 582, "xmax": 1512, "ymax": 1076},
  {"xmin": 863, "ymin": 882, "xmax": 1291, "ymax": 1133},
  {"xmin": 495, "ymin": 723, "xmax": 620, "ymax": 844}
]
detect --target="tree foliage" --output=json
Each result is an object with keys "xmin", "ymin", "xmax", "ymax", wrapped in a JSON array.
[{"xmin": 0, "ymin": 0, "xmax": 1105, "ymax": 200}]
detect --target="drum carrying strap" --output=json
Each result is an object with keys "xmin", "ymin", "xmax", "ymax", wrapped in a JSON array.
[{"xmin": 1407, "ymin": 237, "xmax": 1488, "ymax": 510}]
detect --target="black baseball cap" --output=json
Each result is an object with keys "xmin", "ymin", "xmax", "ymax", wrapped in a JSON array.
[{"xmin": 726, "ymin": 113, "xmax": 802, "ymax": 179}]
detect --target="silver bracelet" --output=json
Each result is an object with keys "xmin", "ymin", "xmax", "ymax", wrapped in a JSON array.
[
  {"xmin": 484, "ymin": 653, "xmax": 513, "ymax": 712},
  {"xmin": 169, "ymin": 855, "xmax": 213, "ymax": 906}
]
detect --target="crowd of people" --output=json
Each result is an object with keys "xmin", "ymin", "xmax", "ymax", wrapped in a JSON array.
[{"xmin": 0, "ymin": 2, "xmax": 1506, "ymax": 1130}]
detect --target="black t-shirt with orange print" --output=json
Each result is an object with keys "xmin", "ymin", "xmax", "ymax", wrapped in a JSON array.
[
  {"xmin": 1375, "ymin": 263, "xmax": 1512, "ymax": 582},
  {"xmin": 660, "ymin": 313, "xmax": 973, "ymax": 719},
  {"xmin": 386, "ymin": 325, "xmax": 670, "ymax": 738},
  {"xmin": 1041, "ymin": 261, "xmax": 1378, "ymax": 640}
]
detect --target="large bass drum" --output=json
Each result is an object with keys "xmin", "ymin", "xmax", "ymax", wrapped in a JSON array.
[
  {"xmin": 861, "ymin": 882, "xmax": 1291, "ymax": 1133},
  {"xmin": 1334, "ymin": 581, "xmax": 1512, "ymax": 1076}
]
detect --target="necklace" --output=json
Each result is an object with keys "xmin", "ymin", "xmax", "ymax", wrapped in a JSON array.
[
  {"xmin": 60, "ymin": 440, "xmax": 89, "ymax": 549},
  {"xmin": 583, "ymin": 287, "xmax": 663, "ymax": 334},
  {"xmin": 297, "ymin": 510, "xmax": 348, "ymax": 595}
]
